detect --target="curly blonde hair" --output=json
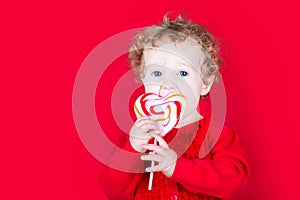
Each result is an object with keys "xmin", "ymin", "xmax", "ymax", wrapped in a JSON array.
[{"xmin": 128, "ymin": 14, "xmax": 222, "ymax": 85}]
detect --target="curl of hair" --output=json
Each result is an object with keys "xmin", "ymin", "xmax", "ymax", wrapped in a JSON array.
[{"xmin": 128, "ymin": 14, "xmax": 222, "ymax": 85}]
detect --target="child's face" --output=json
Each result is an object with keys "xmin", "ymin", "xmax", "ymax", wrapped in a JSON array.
[{"xmin": 141, "ymin": 38, "xmax": 212, "ymax": 120}]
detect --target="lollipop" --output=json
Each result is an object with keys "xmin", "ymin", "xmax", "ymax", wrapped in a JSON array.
[
  {"xmin": 134, "ymin": 92, "xmax": 185, "ymax": 136},
  {"xmin": 133, "ymin": 92, "xmax": 186, "ymax": 190}
]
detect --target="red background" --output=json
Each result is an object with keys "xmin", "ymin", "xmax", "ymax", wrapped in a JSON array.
[{"xmin": 1, "ymin": 0, "xmax": 299, "ymax": 199}]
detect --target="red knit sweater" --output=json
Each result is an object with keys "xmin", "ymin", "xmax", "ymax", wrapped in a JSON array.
[{"xmin": 101, "ymin": 118, "xmax": 250, "ymax": 200}]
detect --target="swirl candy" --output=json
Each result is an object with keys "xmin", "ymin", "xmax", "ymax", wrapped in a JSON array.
[{"xmin": 134, "ymin": 92, "xmax": 186, "ymax": 136}]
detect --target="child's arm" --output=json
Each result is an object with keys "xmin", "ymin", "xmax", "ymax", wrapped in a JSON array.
[
  {"xmin": 170, "ymin": 127, "xmax": 250, "ymax": 199},
  {"xmin": 100, "ymin": 135, "xmax": 144, "ymax": 200}
]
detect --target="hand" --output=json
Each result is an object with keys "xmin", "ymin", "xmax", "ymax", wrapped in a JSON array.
[
  {"xmin": 141, "ymin": 134, "xmax": 178, "ymax": 177},
  {"xmin": 129, "ymin": 116, "xmax": 162, "ymax": 153}
]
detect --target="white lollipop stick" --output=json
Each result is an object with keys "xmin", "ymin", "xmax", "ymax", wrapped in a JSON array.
[{"xmin": 148, "ymin": 138, "xmax": 157, "ymax": 190}]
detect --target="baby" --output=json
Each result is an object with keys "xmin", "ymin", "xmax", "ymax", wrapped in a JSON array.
[{"xmin": 102, "ymin": 14, "xmax": 249, "ymax": 200}]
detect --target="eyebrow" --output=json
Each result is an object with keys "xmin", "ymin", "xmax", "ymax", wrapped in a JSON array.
[
  {"xmin": 146, "ymin": 61, "xmax": 198, "ymax": 72},
  {"xmin": 176, "ymin": 62, "xmax": 196, "ymax": 70}
]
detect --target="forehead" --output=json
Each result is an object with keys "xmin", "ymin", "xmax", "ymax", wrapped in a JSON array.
[{"xmin": 143, "ymin": 38, "xmax": 205, "ymax": 69}]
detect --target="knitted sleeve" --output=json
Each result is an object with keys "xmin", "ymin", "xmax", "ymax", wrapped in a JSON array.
[{"xmin": 170, "ymin": 127, "xmax": 250, "ymax": 199}]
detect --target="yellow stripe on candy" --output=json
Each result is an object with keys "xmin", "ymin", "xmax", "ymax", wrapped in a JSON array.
[
  {"xmin": 154, "ymin": 118, "xmax": 168, "ymax": 122},
  {"xmin": 167, "ymin": 105, "xmax": 171, "ymax": 118},
  {"xmin": 164, "ymin": 93, "xmax": 185, "ymax": 101},
  {"xmin": 134, "ymin": 103, "xmax": 143, "ymax": 117}
]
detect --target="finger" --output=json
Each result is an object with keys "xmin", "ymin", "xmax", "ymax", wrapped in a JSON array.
[
  {"xmin": 130, "ymin": 133, "xmax": 152, "ymax": 140},
  {"xmin": 140, "ymin": 154, "xmax": 162, "ymax": 163},
  {"xmin": 151, "ymin": 134, "xmax": 169, "ymax": 149},
  {"xmin": 146, "ymin": 129, "xmax": 161, "ymax": 135},
  {"xmin": 136, "ymin": 116, "xmax": 151, "ymax": 122},
  {"xmin": 141, "ymin": 144, "xmax": 163, "ymax": 152},
  {"xmin": 145, "ymin": 163, "xmax": 169, "ymax": 172},
  {"xmin": 136, "ymin": 117, "xmax": 160, "ymax": 127},
  {"xmin": 131, "ymin": 126, "xmax": 159, "ymax": 140},
  {"xmin": 136, "ymin": 117, "xmax": 162, "ymax": 128},
  {"xmin": 140, "ymin": 122, "xmax": 158, "ymax": 130},
  {"xmin": 135, "ymin": 118, "xmax": 153, "ymax": 127},
  {"xmin": 143, "ymin": 125, "xmax": 162, "ymax": 136},
  {"xmin": 136, "ymin": 119, "xmax": 160, "ymax": 129},
  {"xmin": 135, "ymin": 121, "xmax": 158, "ymax": 132}
]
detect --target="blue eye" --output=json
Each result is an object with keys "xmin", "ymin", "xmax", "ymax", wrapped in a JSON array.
[
  {"xmin": 179, "ymin": 71, "xmax": 188, "ymax": 77},
  {"xmin": 152, "ymin": 71, "xmax": 162, "ymax": 77}
]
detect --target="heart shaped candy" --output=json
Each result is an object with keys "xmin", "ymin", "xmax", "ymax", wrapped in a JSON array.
[{"xmin": 134, "ymin": 92, "xmax": 185, "ymax": 136}]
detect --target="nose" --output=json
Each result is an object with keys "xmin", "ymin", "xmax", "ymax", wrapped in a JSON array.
[{"xmin": 159, "ymin": 81, "xmax": 179, "ymax": 97}]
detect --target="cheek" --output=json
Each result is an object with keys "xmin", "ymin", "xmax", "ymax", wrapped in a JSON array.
[{"xmin": 179, "ymin": 79, "xmax": 201, "ymax": 98}]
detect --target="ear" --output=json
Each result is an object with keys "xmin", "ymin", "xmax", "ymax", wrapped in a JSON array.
[{"xmin": 200, "ymin": 75, "xmax": 215, "ymax": 96}]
